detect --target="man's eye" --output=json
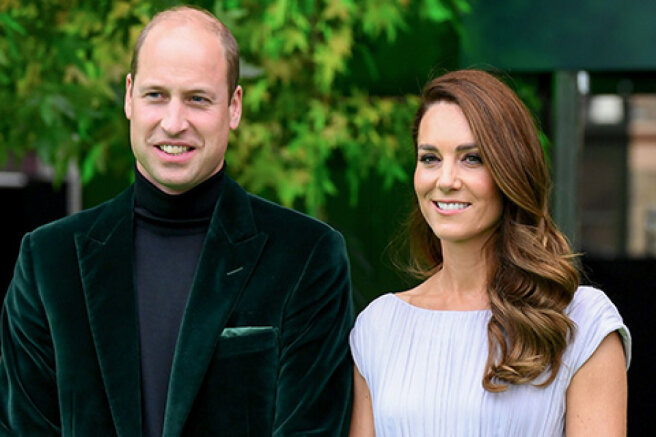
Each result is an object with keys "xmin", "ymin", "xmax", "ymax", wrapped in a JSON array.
[
  {"xmin": 190, "ymin": 96, "xmax": 208, "ymax": 104},
  {"xmin": 145, "ymin": 92, "xmax": 163, "ymax": 99}
]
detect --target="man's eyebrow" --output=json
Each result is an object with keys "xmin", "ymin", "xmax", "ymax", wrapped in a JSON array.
[
  {"xmin": 136, "ymin": 83, "xmax": 215, "ymax": 95},
  {"xmin": 136, "ymin": 83, "xmax": 165, "ymax": 92},
  {"xmin": 185, "ymin": 88, "xmax": 216, "ymax": 98}
]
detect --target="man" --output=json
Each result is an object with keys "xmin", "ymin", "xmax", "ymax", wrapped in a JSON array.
[{"xmin": 0, "ymin": 6, "xmax": 353, "ymax": 436}]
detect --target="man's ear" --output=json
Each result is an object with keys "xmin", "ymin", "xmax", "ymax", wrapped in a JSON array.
[
  {"xmin": 124, "ymin": 73, "xmax": 133, "ymax": 120},
  {"xmin": 228, "ymin": 85, "xmax": 242, "ymax": 130}
]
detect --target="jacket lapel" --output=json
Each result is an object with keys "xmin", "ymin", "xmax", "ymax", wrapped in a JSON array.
[
  {"xmin": 162, "ymin": 177, "xmax": 267, "ymax": 437},
  {"xmin": 75, "ymin": 187, "xmax": 142, "ymax": 437}
]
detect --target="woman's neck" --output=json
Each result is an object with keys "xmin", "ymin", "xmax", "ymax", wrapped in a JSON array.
[{"xmin": 403, "ymin": 239, "xmax": 493, "ymax": 311}]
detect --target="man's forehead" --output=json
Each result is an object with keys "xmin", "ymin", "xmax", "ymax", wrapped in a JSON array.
[
  {"xmin": 134, "ymin": 23, "xmax": 227, "ymax": 91},
  {"xmin": 147, "ymin": 10, "xmax": 221, "ymax": 41},
  {"xmin": 137, "ymin": 24, "xmax": 225, "ymax": 74},
  {"xmin": 146, "ymin": 19, "xmax": 221, "ymax": 47}
]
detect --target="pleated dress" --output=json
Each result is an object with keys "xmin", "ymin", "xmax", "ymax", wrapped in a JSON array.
[{"xmin": 349, "ymin": 286, "xmax": 631, "ymax": 436}]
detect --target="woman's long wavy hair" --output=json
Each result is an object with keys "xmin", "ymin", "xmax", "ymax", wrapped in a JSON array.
[{"xmin": 406, "ymin": 70, "xmax": 580, "ymax": 392}]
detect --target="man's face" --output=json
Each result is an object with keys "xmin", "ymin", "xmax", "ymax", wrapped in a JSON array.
[{"xmin": 124, "ymin": 23, "xmax": 242, "ymax": 194}]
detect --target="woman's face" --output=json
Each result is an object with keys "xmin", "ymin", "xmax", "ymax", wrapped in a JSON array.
[{"xmin": 414, "ymin": 102, "xmax": 503, "ymax": 247}]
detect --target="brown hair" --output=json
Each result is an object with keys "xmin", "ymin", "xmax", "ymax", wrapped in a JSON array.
[
  {"xmin": 129, "ymin": 5, "xmax": 240, "ymax": 98},
  {"xmin": 407, "ymin": 70, "xmax": 579, "ymax": 391}
]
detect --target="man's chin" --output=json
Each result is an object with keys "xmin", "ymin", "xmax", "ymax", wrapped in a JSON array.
[{"xmin": 148, "ymin": 175, "xmax": 195, "ymax": 195}]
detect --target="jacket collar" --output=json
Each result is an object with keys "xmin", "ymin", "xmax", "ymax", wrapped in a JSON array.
[
  {"xmin": 75, "ymin": 187, "xmax": 141, "ymax": 437},
  {"xmin": 162, "ymin": 177, "xmax": 267, "ymax": 436}
]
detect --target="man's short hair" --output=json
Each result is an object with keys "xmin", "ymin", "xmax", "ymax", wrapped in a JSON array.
[{"xmin": 129, "ymin": 5, "xmax": 240, "ymax": 98}]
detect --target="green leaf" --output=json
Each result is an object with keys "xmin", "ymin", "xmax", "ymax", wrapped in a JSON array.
[
  {"xmin": 323, "ymin": 0, "xmax": 354, "ymax": 21},
  {"xmin": 454, "ymin": 0, "xmax": 471, "ymax": 14},
  {"xmin": 0, "ymin": 13, "xmax": 27, "ymax": 36},
  {"xmin": 81, "ymin": 145, "xmax": 104, "ymax": 184},
  {"xmin": 265, "ymin": 0, "xmax": 288, "ymax": 30},
  {"xmin": 421, "ymin": 0, "xmax": 453, "ymax": 22},
  {"xmin": 281, "ymin": 27, "xmax": 309, "ymax": 54}
]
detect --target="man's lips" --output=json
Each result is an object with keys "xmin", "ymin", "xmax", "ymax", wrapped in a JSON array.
[{"xmin": 154, "ymin": 142, "xmax": 195, "ymax": 156}]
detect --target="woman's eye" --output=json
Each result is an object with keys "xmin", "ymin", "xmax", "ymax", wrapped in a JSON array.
[
  {"xmin": 419, "ymin": 154, "xmax": 439, "ymax": 164},
  {"xmin": 463, "ymin": 153, "xmax": 483, "ymax": 164}
]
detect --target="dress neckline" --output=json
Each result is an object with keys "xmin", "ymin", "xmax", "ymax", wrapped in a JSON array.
[{"xmin": 389, "ymin": 292, "xmax": 491, "ymax": 315}]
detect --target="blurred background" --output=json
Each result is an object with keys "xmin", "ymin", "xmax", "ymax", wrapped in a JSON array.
[{"xmin": 1, "ymin": 0, "xmax": 654, "ymax": 433}]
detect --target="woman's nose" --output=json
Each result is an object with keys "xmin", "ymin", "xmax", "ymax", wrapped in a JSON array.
[{"xmin": 437, "ymin": 161, "xmax": 460, "ymax": 192}]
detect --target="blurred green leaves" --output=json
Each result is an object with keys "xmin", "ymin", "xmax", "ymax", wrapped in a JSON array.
[{"xmin": 0, "ymin": 0, "xmax": 150, "ymax": 185}]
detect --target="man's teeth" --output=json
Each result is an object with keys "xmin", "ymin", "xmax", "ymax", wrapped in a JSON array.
[
  {"xmin": 159, "ymin": 144, "xmax": 190, "ymax": 155},
  {"xmin": 437, "ymin": 202, "xmax": 469, "ymax": 210}
]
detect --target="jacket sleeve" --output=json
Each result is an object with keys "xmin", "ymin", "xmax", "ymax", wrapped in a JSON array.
[
  {"xmin": 0, "ymin": 233, "xmax": 60, "ymax": 436},
  {"xmin": 273, "ymin": 229, "xmax": 353, "ymax": 436}
]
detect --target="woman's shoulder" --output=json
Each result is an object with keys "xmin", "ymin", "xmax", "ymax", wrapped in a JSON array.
[
  {"xmin": 567, "ymin": 285, "xmax": 623, "ymax": 323},
  {"xmin": 351, "ymin": 292, "xmax": 414, "ymax": 343},
  {"xmin": 564, "ymin": 285, "xmax": 631, "ymax": 371},
  {"xmin": 350, "ymin": 293, "xmax": 401, "ymax": 377},
  {"xmin": 355, "ymin": 292, "xmax": 399, "ymax": 324}
]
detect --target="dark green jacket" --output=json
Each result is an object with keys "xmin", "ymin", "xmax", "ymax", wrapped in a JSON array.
[{"xmin": 0, "ymin": 176, "xmax": 353, "ymax": 436}]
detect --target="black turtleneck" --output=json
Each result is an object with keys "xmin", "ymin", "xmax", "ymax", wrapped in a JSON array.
[{"xmin": 133, "ymin": 167, "xmax": 224, "ymax": 437}]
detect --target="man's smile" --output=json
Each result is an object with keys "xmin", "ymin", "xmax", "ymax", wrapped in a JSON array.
[{"xmin": 157, "ymin": 144, "xmax": 193, "ymax": 155}]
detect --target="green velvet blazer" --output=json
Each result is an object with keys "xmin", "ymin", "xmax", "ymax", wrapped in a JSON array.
[{"xmin": 0, "ymin": 176, "xmax": 353, "ymax": 436}]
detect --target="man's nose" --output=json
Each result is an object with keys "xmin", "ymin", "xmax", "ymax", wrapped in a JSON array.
[{"xmin": 160, "ymin": 100, "xmax": 189, "ymax": 135}]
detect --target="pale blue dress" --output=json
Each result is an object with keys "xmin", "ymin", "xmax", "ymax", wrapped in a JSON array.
[{"xmin": 349, "ymin": 286, "xmax": 631, "ymax": 436}]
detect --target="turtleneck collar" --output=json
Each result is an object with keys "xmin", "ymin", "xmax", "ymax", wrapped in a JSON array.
[{"xmin": 134, "ymin": 166, "xmax": 225, "ymax": 222}]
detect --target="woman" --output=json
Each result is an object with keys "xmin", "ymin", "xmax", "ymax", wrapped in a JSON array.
[{"xmin": 349, "ymin": 70, "xmax": 630, "ymax": 436}]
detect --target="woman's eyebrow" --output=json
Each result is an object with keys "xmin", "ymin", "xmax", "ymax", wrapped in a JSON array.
[{"xmin": 417, "ymin": 143, "xmax": 478, "ymax": 152}]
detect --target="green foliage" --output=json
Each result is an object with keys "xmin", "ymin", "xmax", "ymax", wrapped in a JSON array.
[
  {"xmin": 0, "ymin": 0, "xmax": 467, "ymax": 214},
  {"xmin": 0, "ymin": 0, "xmax": 154, "ymax": 185}
]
